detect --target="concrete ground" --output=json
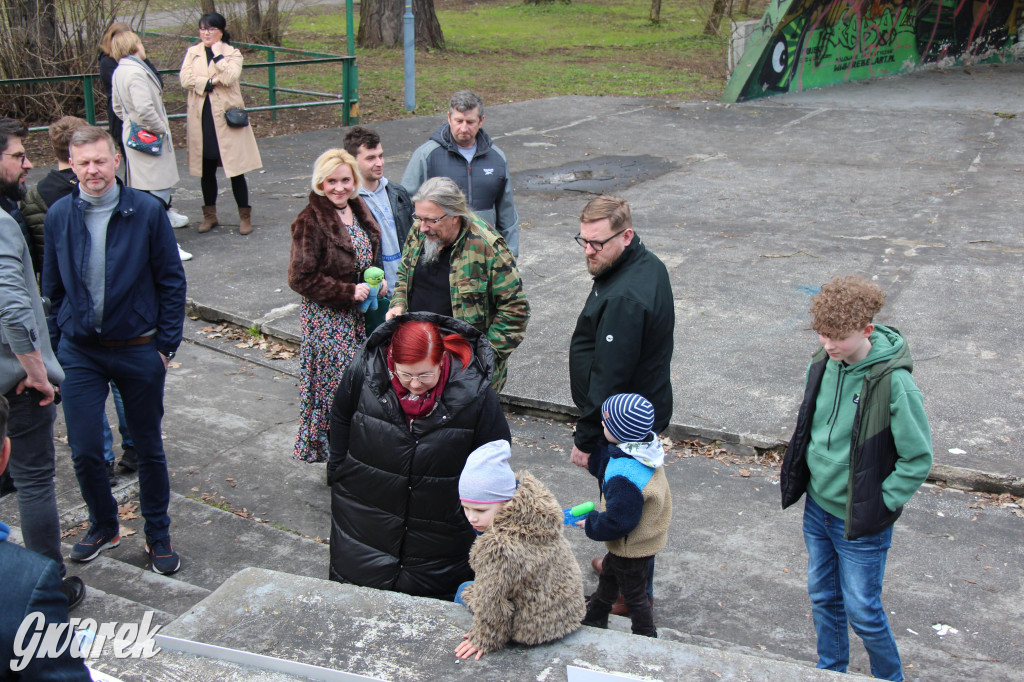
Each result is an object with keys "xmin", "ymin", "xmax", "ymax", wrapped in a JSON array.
[
  {"xmin": 4, "ymin": 331, "xmax": 1021, "ymax": 679},
  {"xmin": 172, "ymin": 62, "xmax": 1024, "ymax": 482},
  {"xmin": 4, "ymin": 63, "xmax": 1023, "ymax": 679}
]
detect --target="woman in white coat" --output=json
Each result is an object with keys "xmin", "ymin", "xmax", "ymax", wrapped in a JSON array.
[
  {"xmin": 179, "ymin": 12, "xmax": 263, "ymax": 235},
  {"xmin": 110, "ymin": 31, "xmax": 192, "ymax": 261}
]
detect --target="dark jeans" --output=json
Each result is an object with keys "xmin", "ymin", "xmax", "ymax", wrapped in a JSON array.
[
  {"xmin": 583, "ymin": 552, "xmax": 657, "ymax": 637},
  {"xmin": 4, "ymin": 387, "xmax": 65, "ymax": 575},
  {"xmin": 58, "ymin": 339, "xmax": 171, "ymax": 542}
]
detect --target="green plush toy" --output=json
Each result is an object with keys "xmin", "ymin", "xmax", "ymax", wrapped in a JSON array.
[{"xmin": 358, "ymin": 266, "xmax": 386, "ymax": 313}]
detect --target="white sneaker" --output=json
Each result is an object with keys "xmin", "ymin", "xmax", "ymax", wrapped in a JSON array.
[
  {"xmin": 167, "ymin": 208, "xmax": 190, "ymax": 229},
  {"xmin": 177, "ymin": 244, "xmax": 193, "ymax": 262}
]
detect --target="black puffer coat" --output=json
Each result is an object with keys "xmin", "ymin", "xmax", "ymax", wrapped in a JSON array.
[{"xmin": 327, "ymin": 312, "xmax": 511, "ymax": 599}]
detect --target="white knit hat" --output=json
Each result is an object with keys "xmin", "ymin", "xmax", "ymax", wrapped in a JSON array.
[{"xmin": 459, "ymin": 440, "xmax": 515, "ymax": 503}]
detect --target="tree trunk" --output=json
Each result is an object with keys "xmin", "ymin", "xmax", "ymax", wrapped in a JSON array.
[
  {"xmin": 740, "ymin": 0, "xmax": 750, "ymax": 14},
  {"xmin": 649, "ymin": 0, "xmax": 662, "ymax": 24},
  {"xmin": 703, "ymin": 0, "xmax": 727, "ymax": 35},
  {"xmin": 6, "ymin": 0, "xmax": 57, "ymax": 76},
  {"xmin": 246, "ymin": 0, "xmax": 262, "ymax": 36},
  {"xmin": 201, "ymin": 0, "xmax": 216, "ymax": 14},
  {"xmin": 358, "ymin": 0, "xmax": 444, "ymax": 50},
  {"xmin": 265, "ymin": 0, "xmax": 281, "ymax": 44}
]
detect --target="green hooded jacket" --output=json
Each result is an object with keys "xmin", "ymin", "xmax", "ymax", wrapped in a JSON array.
[{"xmin": 781, "ymin": 325, "xmax": 933, "ymax": 539}]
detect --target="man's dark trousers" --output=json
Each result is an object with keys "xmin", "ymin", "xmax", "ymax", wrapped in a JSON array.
[
  {"xmin": 3, "ymin": 387, "xmax": 64, "ymax": 572},
  {"xmin": 58, "ymin": 339, "xmax": 170, "ymax": 541}
]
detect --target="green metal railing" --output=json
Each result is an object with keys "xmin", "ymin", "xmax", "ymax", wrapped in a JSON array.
[{"xmin": 2, "ymin": 35, "xmax": 358, "ymax": 132}]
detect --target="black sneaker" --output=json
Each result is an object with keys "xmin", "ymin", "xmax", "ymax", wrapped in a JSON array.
[
  {"xmin": 70, "ymin": 526, "xmax": 120, "ymax": 562},
  {"xmin": 146, "ymin": 537, "xmax": 181, "ymax": 575},
  {"xmin": 60, "ymin": 576, "xmax": 86, "ymax": 611},
  {"xmin": 117, "ymin": 447, "xmax": 138, "ymax": 472},
  {"xmin": 105, "ymin": 461, "xmax": 119, "ymax": 485}
]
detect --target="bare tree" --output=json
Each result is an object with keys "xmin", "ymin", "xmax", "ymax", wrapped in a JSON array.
[
  {"xmin": 201, "ymin": 0, "xmax": 216, "ymax": 13},
  {"xmin": 650, "ymin": 0, "xmax": 662, "ymax": 24},
  {"xmin": 704, "ymin": 0, "xmax": 728, "ymax": 35},
  {"xmin": 4, "ymin": 0, "xmax": 57, "ymax": 77},
  {"xmin": 357, "ymin": 0, "xmax": 444, "ymax": 49}
]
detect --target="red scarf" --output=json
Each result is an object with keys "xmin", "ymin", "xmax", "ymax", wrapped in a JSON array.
[{"xmin": 387, "ymin": 348, "xmax": 452, "ymax": 422}]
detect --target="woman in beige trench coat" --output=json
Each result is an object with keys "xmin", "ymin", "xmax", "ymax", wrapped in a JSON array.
[
  {"xmin": 110, "ymin": 30, "xmax": 193, "ymax": 261},
  {"xmin": 179, "ymin": 12, "xmax": 262, "ymax": 235}
]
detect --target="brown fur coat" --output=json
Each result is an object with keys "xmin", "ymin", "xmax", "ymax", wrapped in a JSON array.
[
  {"xmin": 461, "ymin": 471, "xmax": 585, "ymax": 653},
  {"xmin": 287, "ymin": 192, "xmax": 381, "ymax": 309}
]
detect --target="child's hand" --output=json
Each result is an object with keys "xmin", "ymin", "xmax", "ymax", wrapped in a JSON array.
[
  {"xmin": 454, "ymin": 633, "xmax": 484, "ymax": 660},
  {"xmin": 574, "ymin": 519, "xmax": 586, "ymax": 528}
]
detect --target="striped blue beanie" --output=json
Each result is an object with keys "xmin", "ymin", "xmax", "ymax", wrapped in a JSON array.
[{"xmin": 601, "ymin": 393, "xmax": 655, "ymax": 443}]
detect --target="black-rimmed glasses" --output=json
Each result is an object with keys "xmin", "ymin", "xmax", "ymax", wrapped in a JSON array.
[
  {"xmin": 574, "ymin": 228, "xmax": 626, "ymax": 251},
  {"xmin": 1, "ymin": 152, "xmax": 28, "ymax": 167}
]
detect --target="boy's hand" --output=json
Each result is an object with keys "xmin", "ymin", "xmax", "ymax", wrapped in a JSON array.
[
  {"xmin": 454, "ymin": 633, "xmax": 483, "ymax": 660},
  {"xmin": 574, "ymin": 519, "xmax": 586, "ymax": 528}
]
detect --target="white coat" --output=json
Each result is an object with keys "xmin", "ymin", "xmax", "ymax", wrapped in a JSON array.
[{"xmin": 111, "ymin": 56, "xmax": 180, "ymax": 192}]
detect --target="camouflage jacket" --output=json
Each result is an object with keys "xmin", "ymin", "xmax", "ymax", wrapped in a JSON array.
[{"xmin": 391, "ymin": 215, "xmax": 529, "ymax": 391}]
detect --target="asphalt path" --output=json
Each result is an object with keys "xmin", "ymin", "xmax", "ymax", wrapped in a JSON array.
[{"xmin": 160, "ymin": 62, "xmax": 1024, "ymax": 483}]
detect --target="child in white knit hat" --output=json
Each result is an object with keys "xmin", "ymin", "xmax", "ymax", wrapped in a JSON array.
[{"xmin": 454, "ymin": 439, "xmax": 585, "ymax": 660}]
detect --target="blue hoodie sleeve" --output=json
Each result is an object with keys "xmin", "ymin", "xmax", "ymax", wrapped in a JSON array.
[{"xmin": 584, "ymin": 476, "xmax": 644, "ymax": 542}]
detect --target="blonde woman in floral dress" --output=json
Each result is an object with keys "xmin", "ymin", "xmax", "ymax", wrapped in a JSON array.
[{"xmin": 287, "ymin": 149, "xmax": 381, "ymax": 463}]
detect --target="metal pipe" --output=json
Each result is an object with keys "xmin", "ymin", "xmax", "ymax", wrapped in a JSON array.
[{"xmin": 404, "ymin": 0, "xmax": 415, "ymax": 111}]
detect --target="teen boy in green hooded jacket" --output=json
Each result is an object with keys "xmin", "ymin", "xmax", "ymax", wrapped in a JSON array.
[{"xmin": 781, "ymin": 275, "xmax": 932, "ymax": 682}]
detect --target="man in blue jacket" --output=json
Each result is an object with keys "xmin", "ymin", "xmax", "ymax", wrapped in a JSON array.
[
  {"xmin": 42, "ymin": 126, "xmax": 186, "ymax": 575},
  {"xmin": 401, "ymin": 91, "xmax": 519, "ymax": 257}
]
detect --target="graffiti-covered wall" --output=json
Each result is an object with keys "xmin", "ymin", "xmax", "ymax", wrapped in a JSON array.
[{"xmin": 724, "ymin": 0, "xmax": 1024, "ymax": 102}]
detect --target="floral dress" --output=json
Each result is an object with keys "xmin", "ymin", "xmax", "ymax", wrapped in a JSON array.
[{"xmin": 293, "ymin": 218, "xmax": 373, "ymax": 463}]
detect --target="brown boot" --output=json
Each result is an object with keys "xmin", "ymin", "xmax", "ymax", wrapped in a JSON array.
[
  {"xmin": 238, "ymin": 206, "xmax": 252, "ymax": 235},
  {"xmin": 198, "ymin": 205, "xmax": 218, "ymax": 233}
]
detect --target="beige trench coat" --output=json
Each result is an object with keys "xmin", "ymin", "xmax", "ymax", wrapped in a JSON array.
[
  {"xmin": 111, "ymin": 56, "xmax": 180, "ymax": 192},
  {"xmin": 179, "ymin": 43, "xmax": 263, "ymax": 178}
]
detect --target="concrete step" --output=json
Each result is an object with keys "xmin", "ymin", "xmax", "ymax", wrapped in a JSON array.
[
  {"xmin": 62, "ymin": 539, "xmax": 212, "ymax": 618},
  {"xmin": 60, "ymin": 490, "xmax": 330, "ymax": 596},
  {"xmin": 153, "ymin": 567, "xmax": 851, "ymax": 681}
]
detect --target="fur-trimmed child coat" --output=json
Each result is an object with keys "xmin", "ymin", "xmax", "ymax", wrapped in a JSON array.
[{"xmin": 460, "ymin": 471, "xmax": 585, "ymax": 653}]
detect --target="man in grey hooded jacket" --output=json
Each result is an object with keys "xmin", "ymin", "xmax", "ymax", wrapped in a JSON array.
[{"xmin": 401, "ymin": 91, "xmax": 519, "ymax": 257}]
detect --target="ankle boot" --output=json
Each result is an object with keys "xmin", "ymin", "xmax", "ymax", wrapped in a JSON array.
[
  {"xmin": 199, "ymin": 205, "xmax": 218, "ymax": 233},
  {"xmin": 238, "ymin": 206, "xmax": 252, "ymax": 235}
]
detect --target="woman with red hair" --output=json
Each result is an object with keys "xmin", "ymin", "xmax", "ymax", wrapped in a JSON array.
[{"xmin": 327, "ymin": 312, "xmax": 511, "ymax": 599}]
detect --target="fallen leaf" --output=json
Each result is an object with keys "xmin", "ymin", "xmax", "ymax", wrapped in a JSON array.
[{"xmin": 739, "ymin": 469, "xmax": 751, "ymax": 477}]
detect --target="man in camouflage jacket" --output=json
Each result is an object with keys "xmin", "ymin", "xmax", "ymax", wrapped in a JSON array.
[{"xmin": 387, "ymin": 177, "xmax": 528, "ymax": 392}]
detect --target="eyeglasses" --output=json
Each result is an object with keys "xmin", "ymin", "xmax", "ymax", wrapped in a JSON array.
[
  {"xmin": 199, "ymin": 26, "xmax": 219, "ymax": 33},
  {"xmin": 394, "ymin": 370, "xmax": 437, "ymax": 383},
  {"xmin": 574, "ymin": 228, "xmax": 626, "ymax": 251},
  {"xmin": 413, "ymin": 214, "xmax": 446, "ymax": 226},
  {"xmin": 1, "ymin": 151, "xmax": 28, "ymax": 167}
]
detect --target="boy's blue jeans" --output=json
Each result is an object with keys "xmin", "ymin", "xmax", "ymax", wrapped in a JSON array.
[{"xmin": 803, "ymin": 496, "xmax": 903, "ymax": 681}]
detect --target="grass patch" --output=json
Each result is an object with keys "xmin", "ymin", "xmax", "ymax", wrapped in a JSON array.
[{"xmin": 280, "ymin": 0, "xmax": 747, "ymax": 122}]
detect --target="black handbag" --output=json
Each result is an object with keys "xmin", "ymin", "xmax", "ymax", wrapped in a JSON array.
[{"xmin": 225, "ymin": 108, "xmax": 249, "ymax": 128}]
